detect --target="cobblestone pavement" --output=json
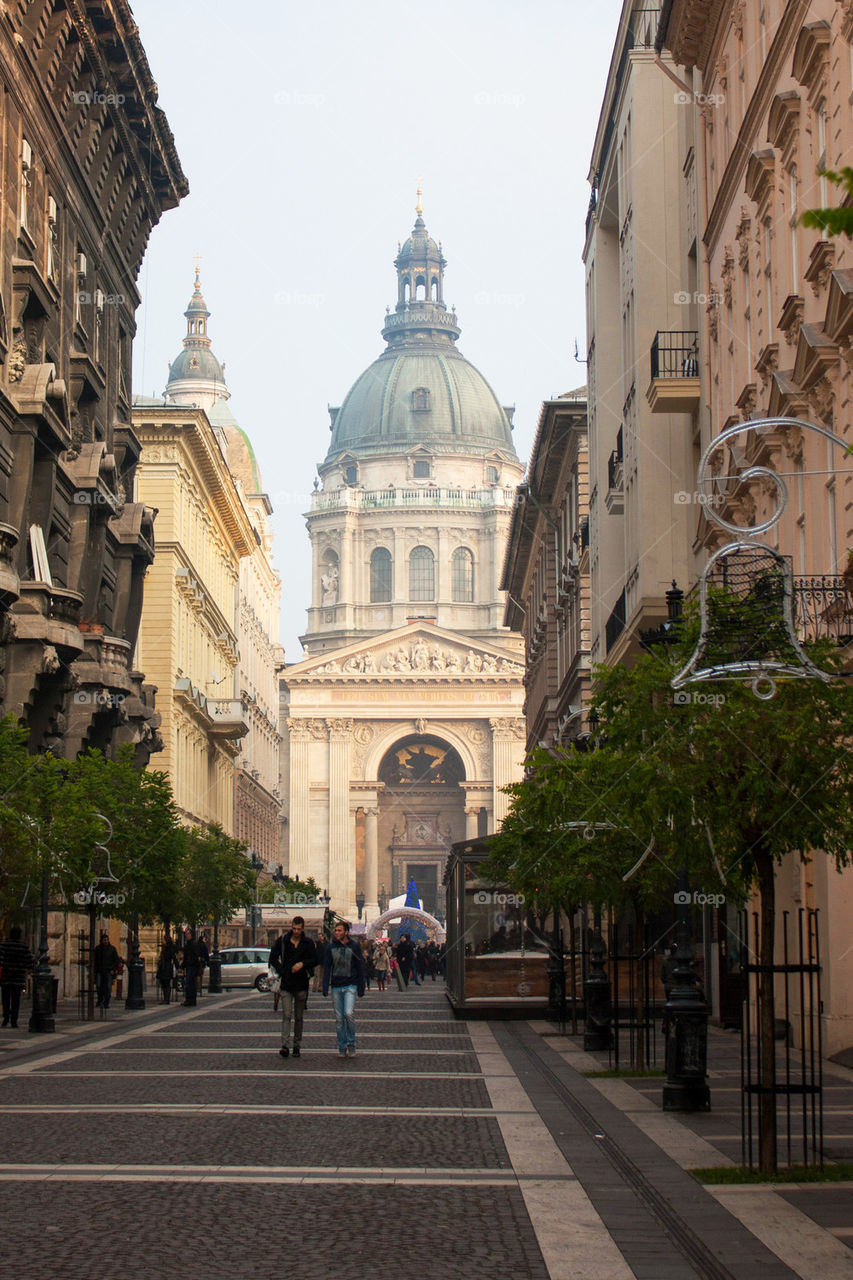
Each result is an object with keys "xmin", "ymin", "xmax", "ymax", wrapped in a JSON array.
[{"xmin": 1, "ymin": 988, "xmax": 851, "ymax": 1278}]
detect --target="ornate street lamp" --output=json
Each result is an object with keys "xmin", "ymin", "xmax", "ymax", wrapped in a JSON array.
[
  {"xmin": 583, "ymin": 908, "xmax": 611, "ymax": 1051},
  {"xmin": 248, "ymin": 850, "xmax": 263, "ymax": 945},
  {"xmin": 28, "ymin": 856, "xmax": 55, "ymax": 1034},
  {"xmin": 663, "ymin": 868, "xmax": 710, "ymax": 1111}
]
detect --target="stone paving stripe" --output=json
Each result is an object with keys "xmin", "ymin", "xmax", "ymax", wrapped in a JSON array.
[
  {"xmin": 14, "ymin": 1069, "xmax": 484, "ymax": 1079},
  {"xmin": 496, "ymin": 1021, "xmax": 800, "ymax": 1280},
  {"xmin": 93, "ymin": 1046, "xmax": 473, "ymax": 1054},
  {"xmin": 470, "ymin": 1021, "xmax": 635, "ymax": 1280},
  {"xmin": 0, "ymin": 1103, "xmax": 498, "ymax": 1116},
  {"xmin": 709, "ymin": 1187, "xmax": 853, "ymax": 1279}
]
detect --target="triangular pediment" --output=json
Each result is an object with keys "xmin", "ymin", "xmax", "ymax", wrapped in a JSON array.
[{"xmin": 285, "ymin": 622, "xmax": 524, "ymax": 683}]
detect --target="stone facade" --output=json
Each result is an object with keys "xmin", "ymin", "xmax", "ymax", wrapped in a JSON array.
[
  {"xmin": 282, "ymin": 200, "xmax": 526, "ymax": 921},
  {"xmin": 132, "ymin": 405, "xmax": 255, "ymax": 830},
  {"xmin": 0, "ymin": 0, "xmax": 186, "ymax": 760},
  {"xmin": 584, "ymin": 1, "xmax": 700, "ymax": 667},
  {"xmin": 501, "ymin": 392, "xmax": 591, "ymax": 751},
  {"xmin": 656, "ymin": 0, "xmax": 853, "ymax": 1058}
]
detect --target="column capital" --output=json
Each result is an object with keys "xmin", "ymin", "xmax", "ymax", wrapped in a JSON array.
[
  {"xmin": 326, "ymin": 717, "xmax": 353, "ymax": 739},
  {"xmin": 489, "ymin": 716, "xmax": 526, "ymax": 740}
]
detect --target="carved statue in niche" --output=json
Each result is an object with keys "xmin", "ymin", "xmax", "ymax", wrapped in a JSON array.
[{"xmin": 321, "ymin": 562, "xmax": 339, "ymax": 605}]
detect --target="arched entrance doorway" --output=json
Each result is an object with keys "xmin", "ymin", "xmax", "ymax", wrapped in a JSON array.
[{"xmin": 376, "ymin": 734, "xmax": 465, "ymax": 920}]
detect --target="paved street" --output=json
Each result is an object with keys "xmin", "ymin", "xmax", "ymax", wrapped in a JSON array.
[{"xmin": 1, "ymin": 987, "xmax": 852, "ymax": 1279}]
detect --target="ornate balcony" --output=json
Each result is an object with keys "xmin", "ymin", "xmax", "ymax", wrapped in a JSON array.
[{"xmin": 310, "ymin": 485, "xmax": 518, "ymax": 513}]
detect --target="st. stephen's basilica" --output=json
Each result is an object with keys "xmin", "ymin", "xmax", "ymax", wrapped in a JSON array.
[{"xmin": 280, "ymin": 195, "xmax": 527, "ymax": 924}]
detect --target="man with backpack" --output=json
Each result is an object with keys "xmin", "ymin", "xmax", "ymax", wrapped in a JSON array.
[{"xmin": 322, "ymin": 920, "xmax": 366, "ymax": 1058}]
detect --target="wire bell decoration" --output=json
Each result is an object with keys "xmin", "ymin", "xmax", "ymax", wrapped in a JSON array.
[{"xmin": 672, "ymin": 416, "xmax": 853, "ymax": 699}]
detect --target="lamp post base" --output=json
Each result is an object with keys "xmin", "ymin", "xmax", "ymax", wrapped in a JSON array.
[
  {"xmin": 663, "ymin": 1079, "xmax": 711, "ymax": 1112},
  {"xmin": 28, "ymin": 970, "xmax": 55, "ymax": 1034},
  {"xmin": 207, "ymin": 956, "xmax": 222, "ymax": 994}
]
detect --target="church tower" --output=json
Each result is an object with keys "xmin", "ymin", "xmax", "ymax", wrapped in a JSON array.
[
  {"xmin": 164, "ymin": 266, "xmax": 229, "ymax": 412},
  {"xmin": 282, "ymin": 199, "xmax": 526, "ymax": 924}
]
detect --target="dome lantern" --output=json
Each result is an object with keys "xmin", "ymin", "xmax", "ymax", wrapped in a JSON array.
[{"xmin": 164, "ymin": 264, "xmax": 229, "ymax": 411}]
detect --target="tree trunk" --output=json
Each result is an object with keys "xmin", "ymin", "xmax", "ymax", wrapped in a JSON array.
[{"xmin": 755, "ymin": 846, "xmax": 777, "ymax": 1174}]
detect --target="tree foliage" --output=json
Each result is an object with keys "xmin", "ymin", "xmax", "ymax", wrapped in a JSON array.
[
  {"xmin": 175, "ymin": 823, "xmax": 255, "ymax": 928},
  {"xmin": 801, "ymin": 167, "xmax": 853, "ymax": 238}
]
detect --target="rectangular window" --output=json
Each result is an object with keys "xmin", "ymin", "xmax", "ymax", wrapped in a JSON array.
[{"xmin": 20, "ymin": 138, "xmax": 32, "ymax": 231}]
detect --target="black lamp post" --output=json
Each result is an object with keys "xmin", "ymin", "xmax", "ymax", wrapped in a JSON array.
[
  {"xmin": 249, "ymin": 850, "xmax": 263, "ymax": 945},
  {"xmin": 124, "ymin": 910, "xmax": 145, "ymax": 1009},
  {"xmin": 662, "ymin": 867, "xmax": 711, "ymax": 1111},
  {"xmin": 355, "ymin": 890, "xmax": 365, "ymax": 921},
  {"xmin": 583, "ymin": 907, "xmax": 611, "ymax": 1050},
  {"xmin": 207, "ymin": 912, "xmax": 223, "ymax": 994},
  {"xmin": 28, "ymin": 861, "xmax": 55, "ymax": 1034}
]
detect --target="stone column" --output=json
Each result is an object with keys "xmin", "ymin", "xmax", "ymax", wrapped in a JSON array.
[
  {"xmin": 490, "ymin": 717, "xmax": 527, "ymax": 826},
  {"xmin": 327, "ymin": 718, "xmax": 353, "ymax": 910},
  {"xmin": 286, "ymin": 718, "xmax": 317, "ymax": 883},
  {"xmin": 364, "ymin": 806, "xmax": 379, "ymax": 921},
  {"xmin": 465, "ymin": 806, "xmax": 480, "ymax": 840}
]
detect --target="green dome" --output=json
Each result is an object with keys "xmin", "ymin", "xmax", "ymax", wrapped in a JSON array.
[{"xmin": 328, "ymin": 348, "xmax": 515, "ymax": 458}]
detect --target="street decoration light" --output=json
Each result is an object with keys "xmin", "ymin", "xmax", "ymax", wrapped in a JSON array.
[{"xmin": 673, "ymin": 416, "xmax": 853, "ymax": 699}]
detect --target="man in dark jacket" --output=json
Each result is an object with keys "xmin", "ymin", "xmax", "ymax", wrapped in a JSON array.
[
  {"xmin": 93, "ymin": 931, "xmax": 120, "ymax": 1009},
  {"xmin": 322, "ymin": 921, "xmax": 366, "ymax": 1057},
  {"xmin": 312, "ymin": 929, "xmax": 327, "ymax": 992},
  {"xmin": 270, "ymin": 916, "xmax": 317, "ymax": 1058},
  {"xmin": 0, "ymin": 926, "xmax": 33, "ymax": 1028},
  {"xmin": 181, "ymin": 928, "xmax": 200, "ymax": 1007},
  {"xmin": 395, "ymin": 933, "xmax": 419, "ymax": 986}
]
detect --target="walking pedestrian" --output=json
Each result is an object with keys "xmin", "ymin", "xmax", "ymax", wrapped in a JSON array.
[
  {"xmin": 197, "ymin": 930, "xmax": 210, "ymax": 997},
  {"xmin": 156, "ymin": 934, "xmax": 176, "ymax": 1004},
  {"xmin": 269, "ymin": 916, "xmax": 317, "ymax": 1058},
  {"xmin": 374, "ymin": 940, "xmax": 390, "ymax": 992},
  {"xmin": 181, "ymin": 927, "xmax": 200, "ymax": 1007},
  {"xmin": 0, "ymin": 926, "xmax": 33, "ymax": 1028},
  {"xmin": 322, "ymin": 920, "xmax": 366, "ymax": 1058},
  {"xmin": 415, "ymin": 943, "xmax": 428, "ymax": 983},
  {"xmin": 93, "ymin": 930, "xmax": 120, "ymax": 1010},
  {"xmin": 360, "ymin": 937, "xmax": 375, "ymax": 990},
  {"xmin": 395, "ymin": 933, "xmax": 420, "ymax": 986}
]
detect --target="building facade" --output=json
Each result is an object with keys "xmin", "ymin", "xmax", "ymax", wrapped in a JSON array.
[
  {"xmin": 281, "ymin": 200, "xmax": 526, "ymax": 921},
  {"xmin": 137, "ymin": 273, "xmax": 284, "ymax": 856},
  {"xmin": 501, "ymin": 392, "xmax": 591, "ymax": 752},
  {"xmin": 584, "ymin": 1, "xmax": 701, "ymax": 668},
  {"xmin": 0, "ymin": 0, "xmax": 186, "ymax": 761},
  {"xmin": 656, "ymin": 0, "xmax": 853, "ymax": 1055}
]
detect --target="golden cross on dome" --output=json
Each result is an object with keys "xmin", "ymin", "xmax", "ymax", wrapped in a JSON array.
[
  {"xmin": 415, "ymin": 181, "xmax": 423, "ymax": 216},
  {"xmin": 193, "ymin": 253, "xmax": 202, "ymax": 287}
]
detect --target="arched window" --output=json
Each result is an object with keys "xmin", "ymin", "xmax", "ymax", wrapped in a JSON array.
[
  {"xmin": 370, "ymin": 547, "xmax": 392, "ymax": 602},
  {"xmin": 451, "ymin": 547, "xmax": 474, "ymax": 602},
  {"xmin": 409, "ymin": 546, "xmax": 435, "ymax": 601}
]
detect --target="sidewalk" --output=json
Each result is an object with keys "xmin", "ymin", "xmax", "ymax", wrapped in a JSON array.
[
  {"xmin": 0, "ymin": 989, "xmax": 197, "ymax": 1063},
  {"xmin": 521, "ymin": 1019, "xmax": 853, "ymax": 1278}
]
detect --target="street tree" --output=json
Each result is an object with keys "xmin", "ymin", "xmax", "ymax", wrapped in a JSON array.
[
  {"xmin": 176, "ymin": 823, "xmax": 254, "ymax": 930},
  {"xmin": 489, "ymin": 610, "xmax": 853, "ymax": 1171}
]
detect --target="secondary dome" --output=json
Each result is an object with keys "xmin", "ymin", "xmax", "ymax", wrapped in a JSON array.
[
  {"xmin": 164, "ymin": 267, "xmax": 230, "ymax": 412},
  {"xmin": 326, "ymin": 198, "xmax": 517, "ymax": 462}
]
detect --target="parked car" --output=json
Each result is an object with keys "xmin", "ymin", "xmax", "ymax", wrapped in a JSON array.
[{"xmin": 218, "ymin": 947, "xmax": 271, "ymax": 991}]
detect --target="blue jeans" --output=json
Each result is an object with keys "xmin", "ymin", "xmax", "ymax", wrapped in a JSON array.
[{"xmin": 331, "ymin": 984, "xmax": 357, "ymax": 1051}]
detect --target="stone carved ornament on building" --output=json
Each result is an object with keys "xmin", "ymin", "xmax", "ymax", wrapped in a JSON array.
[{"xmin": 309, "ymin": 641, "xmax": 523, "ymax": 679}]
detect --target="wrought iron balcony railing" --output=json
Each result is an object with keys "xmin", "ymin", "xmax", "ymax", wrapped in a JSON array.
[
  {"xmin": 650, "ymin": 331, "xmax": 699, "ymax": 380},
  {"xmin": 793, "ymin": 576, "xmax": 853, "ymax": 646}
]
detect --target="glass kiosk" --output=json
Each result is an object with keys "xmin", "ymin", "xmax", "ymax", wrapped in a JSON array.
[{"xmin": 444, "ymin": 837, "xmax": 550, "ymax": 1014}]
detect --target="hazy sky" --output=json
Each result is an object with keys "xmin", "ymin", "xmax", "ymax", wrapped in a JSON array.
[{"xmin": 131, "ymin": 0, "xmax": 624, "ymax": 659}]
